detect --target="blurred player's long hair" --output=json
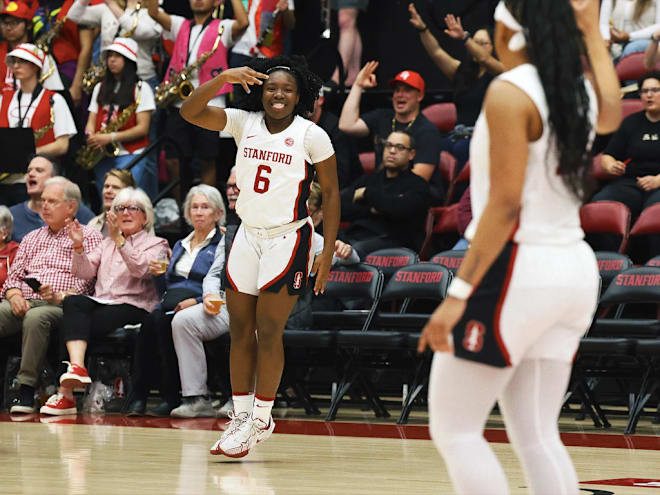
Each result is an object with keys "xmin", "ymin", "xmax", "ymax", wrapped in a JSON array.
[{"xmin": 506, "ymin": 0, "xmax": 595, "ymax": 202}]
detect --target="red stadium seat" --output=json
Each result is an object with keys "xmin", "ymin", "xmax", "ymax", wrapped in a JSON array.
[
  {"xmin": 622, "ymin": 99, "xmax": 644, "ymax": 119},
  {"xmin": 630, "ymin": 203, "xmax": 660, "ymax": 236},
  {"xmin": 359, "ymin": 151, "xmax": 375, "ymax": 175},
  {"xmin": 421, "ymin": 102, "xmax": 457, "ymax": 132},
  {"xmin": 419, "ymin": 204, "xmax": 460, "ymax": 260},
  {"xmin": 438, "ymin": 151, "xmax": 457, "ymax": 184},
  {"xmin": 591, "ymin": 153, "xmax": 615, "ymax": 181},
  {"xmin": 445, "ymin": 161, "xmax": 471, "ymax": 205},
  {"xmin": 615, "ymin": 52, "xmax": 660, "ymax": 82},
  {"xmin": 580, "ymin": 201, "xmax": 631, "ymax": 254}
]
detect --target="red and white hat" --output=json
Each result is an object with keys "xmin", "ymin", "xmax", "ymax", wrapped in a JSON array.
[
  {"xmin": 0, "ymin": 1, "xmax": 34, "ymax": 21},
  {"xmin": 389, "ymin": 70, "xmax": 425, "ymax": 93},
  {"xmin": 102, "ymin": 37, "xmax": 138, "ymax": 63},
  {"xmin": 6, "ymin": 43, "xmax": 46, "ymax": 70}
]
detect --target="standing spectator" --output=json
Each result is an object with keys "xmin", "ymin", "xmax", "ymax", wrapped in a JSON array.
[
  {"xmin": 591, "ymin": 71, "xmax": 660, "ymax": 255},
  {"xmin": 310, "ymin": 89, "xmax": 362, "ymax": 190},
  {"xmin": 88, "ymin": 168, "xmax": 137, "ymax": 235},
  {"xmin": 33, "ymin": 0, "xmax": 94, "ymax": 107},
  {"xmin": 224, "ymin": 166, "xmax": 240, "ymax": 226},
  {"xmin": 84, "ymin": 38, "xmax": 156, "ymax": 199},
  {"xmin": 0, "ymin": 205, "xmax": 19, "ymax": 288},
  {"xmin": 147, "ymin": 0, "xmax": 248, "ymax": 192},
  {"xmin": 409, "ymin": 4, "xmax": 503, "ymax": 172},
  {"xmin": 10, "ymin": 155, "xmax": 95, "ymax": 242},
  {"xmin": 67, "ymin": 0, "xmax": 162, "ymax": 87},
  {"xmin": 330, "ymin": 0, "xmax": 368, "ymax": 86},
  {"xmin": 338, "ymin": 62, "xmax": 444, "ymax": 202},
  {"xmin": 600, "ymin": 0, "xmax": 660, "ymax": 60},
  {"xmin": 229, "ymin": 0, "xmax": 295, "ymax": 67},
  {"xmin": 1, "ymin": 177, "xmax": 102, "ymax": 414},
  {"xmin": 340, "ymin": 130, "xmax": 430, "ymax": 258},
  {"xmin": 0, "ymin": 1, "xmax": 33, "ymax": 90},
  {"xmin": 125, "ymin": 185, "xmax": 226, "ymax": 417},
  {"xmin": 41, "ymin": 187, "xmax": 169, "ymax": 415},
  {"xmin": 0, "ymin": 43, "xmax": 77, "ymax": 158}
]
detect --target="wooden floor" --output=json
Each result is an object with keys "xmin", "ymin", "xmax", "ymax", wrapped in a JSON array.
[{"xmin": 1, "ymin": 406, "xmax": 660, "ymax": 495}]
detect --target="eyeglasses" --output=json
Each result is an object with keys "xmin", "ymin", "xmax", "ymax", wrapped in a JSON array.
[
  {"xmin": 113, "ymin": 205, "xmax": 144, "ymax": 214},
  {"xmin": 7, "ymin": 58, "xmax": 28, "ymax": 67},
  {"xmin": 42, "ymin": 198, "xmax": 65, "ymax": 207},
  {"xmin": 383, "ymin": 141, "xmax": 412, "ymax": 152},
  {"xmin": 641, "ymin": 87, "xmax": 660, "ymax": 95}
]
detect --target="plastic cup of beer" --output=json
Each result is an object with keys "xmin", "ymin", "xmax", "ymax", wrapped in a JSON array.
[
  {"xmin": 207, "ymin": 294, "xmax": 224, "ymax": 315},
  {"xmin": 155, "ymin": 259, "xmax": 169, "ymax": 274}
]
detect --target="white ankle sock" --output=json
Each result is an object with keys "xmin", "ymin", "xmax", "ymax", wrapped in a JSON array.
[
  {"xmin": 232, "ymin": 393, "xmax": 254, "ymax": 416},
  {"xmin": 252, "ymin": 395, "xmax": 274, "ymax": 425}
]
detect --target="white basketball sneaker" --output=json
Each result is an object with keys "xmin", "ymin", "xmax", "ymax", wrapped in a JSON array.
[
  {"xmin": 210, "ymin": 414, "xmax": 275, "ymax": 458},
  {"xmin": 210, "ymin": 411, "xmax": 251, "ymax": 457}
]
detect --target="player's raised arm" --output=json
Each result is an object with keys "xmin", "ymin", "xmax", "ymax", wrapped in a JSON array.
[{"xmin": 180, "ymin": 67, "xmax": 268, "ymax": 131}]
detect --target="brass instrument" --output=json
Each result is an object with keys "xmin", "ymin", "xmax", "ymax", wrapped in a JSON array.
[
  {"xmin": 257, "ymin": 9, "xmax": 280, "ymax": 48},
  {"xmin": 35, "ymin": 16, "xmax": 67, "ymax": 54},
  {"xmin": 154, "ymin": 26, "xmax": 223, "ymax": 109},
  {"xmin": 76, "ymin": 82, "xmax": 143, "ymax": 170},
  {"xmin": 33, "ymin": 96, "xmax": 55, "ymax": 142},
  {"xmin": 82, "ymin": 4, "xmax": 141, "ymax": 95}
]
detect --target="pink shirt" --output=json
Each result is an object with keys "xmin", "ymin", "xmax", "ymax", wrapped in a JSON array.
[
  {"xmin": 2, "ymin": 224, "xmax": 102, "ymax": 300},
  {"xmin": 72, "ymin": 230, "xmax": 169, "ymax": 312}
]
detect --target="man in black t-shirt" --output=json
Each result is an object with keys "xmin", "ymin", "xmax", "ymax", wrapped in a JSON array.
[
  {"xmin": 339, "ymin": 61, "xmax": 444, "ymax": 203},
  {"xmin": 340, "ymin": 131, "xmax": 430, "ymax": 258}
]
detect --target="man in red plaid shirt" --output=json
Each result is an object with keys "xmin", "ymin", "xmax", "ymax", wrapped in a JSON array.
[{"xmin": 0, "ymin": 176, "xmax": 102, "ymax": 414}]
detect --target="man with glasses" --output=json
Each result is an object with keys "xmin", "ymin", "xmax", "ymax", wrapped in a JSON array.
[
  {"xmin": 9, "ymin": 155, "xmax": 94, "ymax": 241},
  {"xmin": 339, "ymin": 130, "xmax": 430, "ymax": 258},
  {"xmin": 338, "ymin": 65, "xmax": 443, "ymax": 203},
  {"xmin": 0, "ymin": 176, "xmax": 103, "ymax": 414},
  {"xmin": 224, "ymin": 166, "xmax": 240, "ymax": 226},
  {"xmin": 0, "ymin": 1, "xmax": 32, "ymax": 91}
]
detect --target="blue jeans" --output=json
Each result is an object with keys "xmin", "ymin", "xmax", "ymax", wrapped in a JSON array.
[
  {"xmin": 621, "ymin": 39, "xmax": 652, "ymax": 58},
  {"xmin": 94, "ymin": 153, "xmax": 157, "ymax": 200}
]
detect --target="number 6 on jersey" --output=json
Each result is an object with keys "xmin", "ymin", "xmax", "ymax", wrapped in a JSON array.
[{"xmin": 253, "ymin": 164, "xmax": 271, "ymax": 193}]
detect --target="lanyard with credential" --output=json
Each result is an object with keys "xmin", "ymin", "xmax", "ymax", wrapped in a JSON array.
[{"xmin": 16, "ymin": 84, "xmax": 43, "ymax": 128}]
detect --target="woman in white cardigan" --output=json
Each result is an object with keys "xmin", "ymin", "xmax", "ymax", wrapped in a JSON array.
[{"xmin": 600, "ymin": 0, "xmax": 660, "ymax": 60}]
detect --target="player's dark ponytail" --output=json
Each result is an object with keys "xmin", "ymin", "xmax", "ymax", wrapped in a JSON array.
[{"xmin": 505, "ymin": 0, "xmax": 595, "ymax": 202}]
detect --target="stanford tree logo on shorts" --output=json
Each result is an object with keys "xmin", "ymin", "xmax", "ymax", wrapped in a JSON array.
[
  {"xmin": 285, "ymin": 137, "xmax": 294, "ymax": 147},
  {"xmin": 462, "ymin": 320, "xmax": 485, "ymax": 353},
  {"xmin": 293, "ymin": 271, "xmax": 303, "ymax": 289}
]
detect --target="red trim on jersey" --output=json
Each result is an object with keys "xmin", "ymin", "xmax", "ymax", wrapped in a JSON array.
[
  {"xmin": 304, "ymin": 220, "xmax": 312, "ymax": 284},
  {"xmin": 493, "ymin": 243, "xmax": 518, "ymax": 366},
  {"xmin": 292, "ymin": 161, "xmax": 310, "ymax": 221},
  {"xmin": 260, "ymin": 229, "xmax": 301, "ymax": 291}
]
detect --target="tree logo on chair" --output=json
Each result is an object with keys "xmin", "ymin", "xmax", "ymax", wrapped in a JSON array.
[
  {"xmin": 293, "ymin": 271, "xmax": 303, "ymax": 289},
  {"xmin": 462, "ymin": 320, "xmax": 485, "ymax": 353}
]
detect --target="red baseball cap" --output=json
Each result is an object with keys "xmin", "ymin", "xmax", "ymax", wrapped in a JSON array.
[
  {"xmin": 389, "ymin": 70, "xmax": 425, "ymax": 93},
  {"xmin": 1, "ymin": 1, "xmax": 33, "ymax": 21}
]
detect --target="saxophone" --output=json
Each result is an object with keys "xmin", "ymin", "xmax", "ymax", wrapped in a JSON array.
[
  {"xmin": 82, "ymin": 4, "xmax": 142, "ymax": 95},
  {"xmin": 154, "ymin": 25, "xmax": 223, "ymax": 109},
  {"xmin": 35, "ymin": 16, "xmax": 67, "ymax": 54},
  {"xmin": 33, "ymin": 96, "xmax": 55, "ymax": 142},
  {"xmin": 76, "ymin": 82, "xmax": 143, "ymax": 170}
]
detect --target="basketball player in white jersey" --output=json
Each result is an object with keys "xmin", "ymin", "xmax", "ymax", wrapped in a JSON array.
[
  {"xmin": 417, "ymin": 1, "xmax": 621, "ymax": 493},
  {"xmin": 180, "ymin": 55, "xmax": 339, "ymax": 458}
]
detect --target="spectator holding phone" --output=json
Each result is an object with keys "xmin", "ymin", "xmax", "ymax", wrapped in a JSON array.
[{"xmin": 0, "ymin": 177, "xmax": 102, "ymax": 414}]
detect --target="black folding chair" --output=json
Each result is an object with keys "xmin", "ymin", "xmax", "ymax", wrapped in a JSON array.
[
  {"xmin": 429, "ymin": 249, "xmax": 466, "ymax": 275},
  {"xmin": 364, "ymin": 247, "xmax": 419, "ymax": 283}
]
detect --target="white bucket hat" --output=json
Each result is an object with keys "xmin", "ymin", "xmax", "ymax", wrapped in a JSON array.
[
  {"xmin": 102, "ymin": 37, "xmax": 138, "ymax": 63},
  {"xmin": 5, "ymin": 43, "xmax": 64, "ymax": 90}
]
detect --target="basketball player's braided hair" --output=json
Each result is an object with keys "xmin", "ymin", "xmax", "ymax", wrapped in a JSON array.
[
  {"xmin": 235, "ymin": 55, "xmax": 323, "ymax": 117},
  {"xmin": 505, "ymin": 0, "xmax": 595, "ymax": 202}
]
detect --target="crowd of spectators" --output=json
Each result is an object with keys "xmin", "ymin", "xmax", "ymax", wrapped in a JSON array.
[{"xmin": 1, "ymin": 0, "xmax": 660, "ymax": 417}]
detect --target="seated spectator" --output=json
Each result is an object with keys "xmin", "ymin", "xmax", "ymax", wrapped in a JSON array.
[
  {"xmin": 338, "ymin": 61, "xmax": 444, "ymax": 203},
  {"xmin": 340, "ymin": 130, "xmax": 430, "ymax": 258},
  {"xmin": 225, "ymin": 167, "xmax": 240, "ymax": 226},
  {"xmin": 0, "ymin": 205, "xmax": 19, "ymax": 288},
  {"xmin": 40, "ymin": 187, "xmax": 169, "ymax": 416},
  {"xmin": 1, "ymin": 177, "xmax": 102, "ymax": 414},
  {"xmin": 88, "ymin": 168, "xmax": 139, "ymax": 236},
  {"xmin": 601, "ymin": 0, "xmax": 660, "ymax": 61},
  {"xmin": 10, "ymin": 155, "xmax": 95, "ymax": 242},
  {"xmin": 408, "ymin": 4, "xmax": 503, "ymax": 172},
  {"xmin": 309, "ymin": 89, "xmax": 362, "ymax": 191},
  {"xmin": 591, "ymin": 72, "xmax": 660, "ymax": 254},
  {"xmin": 126, "ymin": 185, "xmax": 226, "ymax": 417}
]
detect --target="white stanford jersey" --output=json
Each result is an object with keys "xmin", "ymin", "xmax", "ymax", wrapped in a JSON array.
[
  {"xmin": 225, "ymin": 109, "xmax": 334, "ymax": 229},
  {"xmin": 465, "ymin": 63, "xmax": 598, "ymax": 245}
]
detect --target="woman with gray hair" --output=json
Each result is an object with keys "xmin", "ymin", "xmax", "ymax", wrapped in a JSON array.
[
  {"xmin": 40, "ymin": 187, "xmax": 170, "ymax": 416},
  {"xmin": 0, "ymin": 205, "xmax": 19, "ymax": 289},
  {"xmin": 125, "ymin": 184, "xmax": 227, "ymax": 417}
]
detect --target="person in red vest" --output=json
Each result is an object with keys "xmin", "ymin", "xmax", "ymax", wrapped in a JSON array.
[
  {"xmin": 229, "ymin": 0, "xmax": 295, "ymax": 67},
  {"xmin": 0, "ymin": 43, "xmax": 77, "ymax": 157},
  {"xmin": 147, "ymin": 0, "xmax": 248, "ymax": 194},
  {"xmin": 32, "ymin": 0, "xmax": 94, "ymax": 106},
  {"xmin": 84, "ymin": 37, "xmax": 155, "ymax": 199},
  {"xmin": 0, "ymin": 1, "xmax": 33, "ymax": 91}
]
